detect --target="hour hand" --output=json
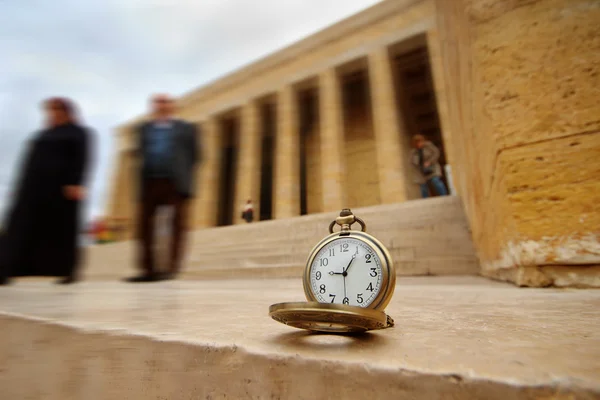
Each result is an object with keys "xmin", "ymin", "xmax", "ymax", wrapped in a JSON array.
[{"xmin": 329, "ymin": 271, "xmax": 344, "ymax": 275}]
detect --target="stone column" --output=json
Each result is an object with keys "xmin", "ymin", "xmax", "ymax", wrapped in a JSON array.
[
  {"xmin": 274, "ymin": 86, "xmax": 300, "ymax": 219},
  {"xmin": 426, "ymin": 30, "xmax": 453, "ymax": 167},
  {"xmin": 107, "ymin": 151, "xmax": 128, "ymax": 238},
  {"xmin": 107, "ymin": 126, "xmax": 139, "ymax": 240},
  {"xmin": 195, "ymin": 117, "xmax": 222, "ymax": 228},
  {"xmin": 106, "ymin": 152, "xmax": 124, "ymax": 220},
  {"xmin": 369, "ymin": 47, "xmax": 409, "ymax": 204},
  {"xmin": 319, "ymin": 69, "xmax": 346, "ymax": 212},
  {"xmin": 121, "ymin": 150, "xmax": 138, "ymax": 240},
  {"xmin": 233, "ymin": 101, "xmax": 262, "ymax": 224},
  {"xmin": 188, "ymin": 121, "xmax": 204, "ymax": 229}
]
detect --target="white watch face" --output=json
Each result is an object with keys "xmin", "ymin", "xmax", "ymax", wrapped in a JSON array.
[{"xmin": 309, "ymin": 237, "xmax": 383, "ymax": 308}]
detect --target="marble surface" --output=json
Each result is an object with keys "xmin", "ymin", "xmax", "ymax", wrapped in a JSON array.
[{"xmin": 1, "ymin": 276, "xmax": 600, "ymax": 398}]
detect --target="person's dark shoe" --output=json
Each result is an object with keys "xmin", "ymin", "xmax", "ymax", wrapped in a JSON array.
[
  {"xmin": 0, "ymin": 275, "xmax": 12, "ymax": 286},
  {"xmin": 56, "ymin": 276, "xmax": 77, "ymax": 285},
  {"xmin": 161, "ymin": 271, "xmax": 178, "ymax": 281},
  {"xmin": 123, "ymin": 273, "xmax": 163, "ymax": 283}
]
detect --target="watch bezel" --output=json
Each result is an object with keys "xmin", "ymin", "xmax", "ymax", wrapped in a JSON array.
[{"xmin": 303, "ymin": 230, "xmax": 395, "ymax": 311}]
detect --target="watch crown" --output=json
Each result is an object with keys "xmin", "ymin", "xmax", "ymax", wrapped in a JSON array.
[{"xmin": 339, "ymin": 208, "xmax": 353, "ymax": 217}]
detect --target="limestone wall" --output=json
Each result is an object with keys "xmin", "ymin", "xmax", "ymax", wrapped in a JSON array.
[{"xmin": 434, "ymin": 0, "xmax": 600, "ymax": 287}]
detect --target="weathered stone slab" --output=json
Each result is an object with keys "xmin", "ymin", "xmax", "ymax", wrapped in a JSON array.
[{"xmin": 0, "ymin": 277, "xmax": 599, "ymax": 399}]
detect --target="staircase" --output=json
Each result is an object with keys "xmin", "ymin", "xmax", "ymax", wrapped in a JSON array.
[{"xmin": 83, "ymin": 196, "xmax": 479, "ymax": 280}]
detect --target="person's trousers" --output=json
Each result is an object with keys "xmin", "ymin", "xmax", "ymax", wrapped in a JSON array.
[
  {"xmin": 420, "ymin": 176, "xmax": 449, "ymax": 198},
  {"xmin": 138, "ymin": 178, "xmax": 188, "ymax": 275}
]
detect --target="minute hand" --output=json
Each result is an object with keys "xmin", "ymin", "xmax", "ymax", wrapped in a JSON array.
[{"xmin": 343, "ymin": 254, "xmax": 357, "ymax": 274}]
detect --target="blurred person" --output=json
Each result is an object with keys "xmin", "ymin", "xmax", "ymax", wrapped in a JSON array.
[
  {"xmin": 410, "ymin": 134, "xmax": 448, "ymax": 198},
  {"xmin": 0, "ymin": 98, "xmax": 94, "ymax": 285},
  {"xmin": 241, "ymin": 199, "xmax": 254, "ymax": 223},
  {"xmin": 125, "ymin": 94, "xmax": 200, "ymax": 283}
]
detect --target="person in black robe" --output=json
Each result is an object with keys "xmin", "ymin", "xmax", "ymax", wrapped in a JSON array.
[{"xmin": 0, "ymin": 97, "xmax": 93, "ymax": 285}]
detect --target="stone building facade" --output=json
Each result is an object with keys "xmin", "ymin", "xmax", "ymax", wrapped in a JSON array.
[{"xmin": 106, "ymin": 0, "xmax": 600, "ymax": 287}]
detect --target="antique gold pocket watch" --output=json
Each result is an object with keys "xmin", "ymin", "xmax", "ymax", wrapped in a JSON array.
[{"xmin": 269, "ymin": 209, "xmax": 395, "ymax": 333}]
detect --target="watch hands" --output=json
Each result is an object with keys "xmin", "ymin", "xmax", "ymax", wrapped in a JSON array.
[
  {"xmin": 343, "ymin": 254, "xmax": 357, "ymax": 274},
  {"xmin": 328, "ymin": 253, "xmax": 356, "ymax": 303},
  {"xmin": 343, "ymin": 269, "xmax": 347, "ymax": 299}
]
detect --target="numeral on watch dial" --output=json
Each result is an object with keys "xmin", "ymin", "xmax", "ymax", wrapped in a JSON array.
[{"xmin": 310, "ymin": 237, "xmax": 383, "ymax": 307}]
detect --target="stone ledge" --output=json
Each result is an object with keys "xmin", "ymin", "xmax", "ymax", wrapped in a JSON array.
[
  {"xmin": 1, "ymin": 277, "xmax": 599, "ymax": 399},
  {"xmin": 482, "ymin": 264, "xmax": 600, "ymax": 288}
]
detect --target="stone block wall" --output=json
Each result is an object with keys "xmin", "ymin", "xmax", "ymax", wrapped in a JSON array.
[{"xmin": 434, "ymin": 0, "xmax": 600, "ymax": 287}]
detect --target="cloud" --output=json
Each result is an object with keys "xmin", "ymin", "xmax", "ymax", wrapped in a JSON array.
[{"xmin": 0, "ymin": 0, "xmax": 382, "ymax": 221}]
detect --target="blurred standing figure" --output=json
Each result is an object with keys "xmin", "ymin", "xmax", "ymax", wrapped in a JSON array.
[
  {"xmin": 126, "ymin": 94, "xmax": 200, "ymax": 283},
  {"xmin": 410, "ymin": 134, "xmax": 448, "ymax": 198},
  {"xmin": 0, "ymin": 98, "xmax": 93, "ymax": 285},
  {"xmin": 241, "ymin": 199, "xmax": 254, "ymax": 223}
]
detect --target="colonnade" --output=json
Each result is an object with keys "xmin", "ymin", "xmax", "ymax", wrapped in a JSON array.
[{"xmin": 109, "ymin": 44, "xmax": 427, "ymax": 234}]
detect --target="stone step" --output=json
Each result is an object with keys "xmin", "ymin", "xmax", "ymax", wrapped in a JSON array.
[
  {"xmin": 1, "ymin": 277, "xmax": 598, "ymax": 399},
  {"xmin": 186, "ymin": 226, "xmax": 477, "ymax": 255},
  {"xmin": 83, "ymin": 196, "xmax": 480, "ymax": 280}
]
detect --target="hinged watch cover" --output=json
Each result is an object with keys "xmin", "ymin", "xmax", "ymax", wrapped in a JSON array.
[{"xmin": 268, "ymin": 209, "xmax": 395, "ymax": 334}]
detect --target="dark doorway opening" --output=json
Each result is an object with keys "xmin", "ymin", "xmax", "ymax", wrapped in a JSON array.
[
  {"xmin": 341, "ymin": 69, "xmax": 379, "ymax": 208},
  {"xmin": 217, "ymin": 117, "xmax": 239, "ymax": 226},
  {"xmin": 259, "ymin": 102, "xmax": 276, "ymax": 221},
  {"xmin": 392, "ymin": 42, "xmax": 449, "ymax": 198},
  {"xmin": 298, "ymin": 88, "xmax": 320, "ymax": 215}
]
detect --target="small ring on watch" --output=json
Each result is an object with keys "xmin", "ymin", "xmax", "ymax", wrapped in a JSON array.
[{"xmin": 329, "ymin": 217, "xmax": 367, "ymax": 233}]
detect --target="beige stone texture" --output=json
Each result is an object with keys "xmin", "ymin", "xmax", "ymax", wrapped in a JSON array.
[
  {"xmin": 233, "ymin": 101, "xmax": 262, "ymax": 224},
  {"xmin": 369, "ymin": 47, "xmax": 409, "ymax": 204},
  {"xmin": 433, "ymin": 0, "xmax": 481, "ymax": 233},
  {"xmin": 107, "ymin": 153, "xmax": 131, "ymax": 217},
  {"xmin": 319, "ymin": 69, "xmax": 346, "ymax": 212},
  {"xmin": 476, "ymin": 132, "xmax": 600, "ymax": 274},
  {"xmin": 106, "ymin": 151, "xmax": 138, "ymax": 240},
  {"xmin": 488, "ymin": 133, "xmax": 599, "ymax": 255},
  {"xmin": 425, "ymin": 30, "xmax": 453, "ymax": 166},
  {"xmin": 434, "ymin": 0, "xmax": 600, "ymax": 286},
  {"xmin": 274, "ymin": 86, "xmax": 301, "ymax": 219},
  {"xmin": 471, "ymin": 0, "xmax": 600, "ymax": 150},
  {"xmin": 187, "ymin": 121, "xmax": 204, "ymax": 226},
  {"xmin": 194, "ymin": 118, "xmax": 221, "ymax": 228},
  {"xmin": 1, "ymin": 277, "xmax": 599, "ymax": 399},
  {"xmin": 106, "ymin": 126, "xmax": 139, "ymax": 232},
  {"xmin": 487, "ymin": 265, "xmax": 600, "ymax": 288}
]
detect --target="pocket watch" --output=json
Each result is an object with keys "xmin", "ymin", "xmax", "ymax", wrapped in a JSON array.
[{"xmin": 269, "ymin": 209, "xmax": 395, "ymax": 333}]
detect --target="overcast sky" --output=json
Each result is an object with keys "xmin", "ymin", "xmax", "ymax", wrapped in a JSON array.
[{"xmin": 0, "ymin": 0, "xmax": 381, "ymax": 222}]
